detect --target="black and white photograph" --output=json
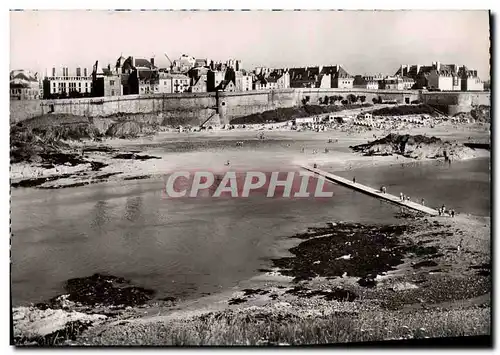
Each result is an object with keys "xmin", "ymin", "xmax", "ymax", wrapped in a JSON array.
[{"xmin": 8, "ymin": 8, "xmax": 492, "ymax": 347}]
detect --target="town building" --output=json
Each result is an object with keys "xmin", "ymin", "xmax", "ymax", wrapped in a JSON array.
[
  {"xmin": 42, "ymin": 66, "xmax": 93, "ymax": 99},
  {"xmin": 226, "ymin": 59, "xmax": 241, "ymax": 71},
  {"xmin": 288, "ymin": 65, "xmax": 353, "ymax": 89},
  {"xmin": 165, "ymin": 73, "xmax": 191, "ymax": 93},
  {"xmin": 253, "ymin": 69, "xmax": 290, "ymax": 90},
  {"xmin": 353, "ymin": 75, "xmax": 380, "ymax": 90},
  {"xmin": 189, "ymin": 75, "xmax": 208, "ymax": 93},
  {"xmin": 215, "ymin": 79, "xmax": 236, "ymax": 92},
  {"xmin": 91, "ymin": 62, "xmax": 122, "ymax": 97},
  {"xmin": 380, "ymin": 76, "xmax": 415, "ymax": 90},
  {"xmin": 395, "ymin": 62, "xmax": 484, "ymax": 91},
  {"xmin": 116, "ymin": 56, "xmax": 157, "ymax": 95},
  {"xmin": 224, "ymin": 67, "xmax": 253, "ymax": 91},
  {"xmin": 172, "ymin": 54, "xmax": 196, "ymax": 73},
  {"xmin": 458, "ymin": 66, "xmax": 485, "ymax": 91},
  {"xmin": 10, "ymin": 70, "xmax": 41, "ymax": 100}
]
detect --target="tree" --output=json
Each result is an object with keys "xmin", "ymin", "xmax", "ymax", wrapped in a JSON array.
[
  {"xmin": 329, "ymin": 96, "xmax": 336, "ymax": 104},
  {"xmin": 347, "ymin": 94, "xmax": 357, "ymax": 103},
  {"xmin": 372, "ymin": 97, "xmax": 378, "ymax": 104},
  {"xmin": 318, "ymin": 97, "xmax": 323, "ymax": 105},
  {"xmin": 341, "ymin": 99, "xmax": 348, "ymax": 105},
  {"xmin": 301, "ymin": 96, "xmax": 310, "ymax": 106},
  {"xmin": 337, "ymin": 95, "xmax": 343, "ymax": 102},
  {"xmin": 359, "ymin": 95, "xmax": 366, "ymax": 103},
  {"xmin": 324, "ymin": 95, "xmax": 329, "ymax": 105}
]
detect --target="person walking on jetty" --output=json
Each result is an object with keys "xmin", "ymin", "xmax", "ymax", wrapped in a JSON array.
[
  {"xmin": 352, "ymin": 177, "xmax": 356, "ymax": 184},
  {"xmin": 421, "ymin": 198, "xmax": 425, "ymax": 206},
  {"xmin": 451, "ymin": 209, "xmax": 455, "ymax": 218},
  {"xmin": 400, "ymin": 192, "xmax": 404, "ymax": 201}
]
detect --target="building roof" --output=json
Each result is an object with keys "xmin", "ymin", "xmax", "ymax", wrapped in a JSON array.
[
  {"xmin": 134, "ymin": 58, "xmax": 155, "ymax": 69},
  {"xmin": 194, "ymin": 59, "xmax": 207, "ymax": 67},
  {"xmin": 10, "ymin": 82, "xmax": 31, "ymax": 89},
  {"xmin": 334, "ymin": 66, "xmax": 352, "ymax": 79},
  {"xmin": 138, "ymin": 71, "xmax": 156, "ymax": 81},
  {"xmin": 10, "ymin": 70, "xmax": 38, "ymax": 82},
  {"xmin": 192, "ymin": 75, "xmax": 207, "ymax": 87},
  {"xmin": 167, "ymin": 73, "xmax": 190, "ymax": 80},
  {"xmin": 216, "ymin": 79, "xmax": 235, "ymax": 91}
]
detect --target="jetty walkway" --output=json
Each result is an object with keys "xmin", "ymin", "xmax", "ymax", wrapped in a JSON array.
[{"xmin": 302, "ymin": 165, "xmax": 440, "ymax": 216}]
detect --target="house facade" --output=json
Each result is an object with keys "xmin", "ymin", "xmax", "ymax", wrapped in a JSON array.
[
  {"xmin": 289, "ymin": 65, "xmax": 353, "ymax": 89},
  {"xmin": 396, "ymin": 62, "xmax": 484, "ymax": 91},
  {"xmin": 91, "ymin": 63, "xmax": 122, "ymax": 97},
  {"xmin": 254, "ymin": 69, "xmax": 290, "ymax": 90},
  {"xmin": 353, "ymin": 75, "xmax": 380, "ymax": 90},
  {"xmin": 10, "ymin": 70, "xmax": 41, "ymax": 100},
  {"xmin": 189, "ymin": 74, "xmax": 208, "ymax": 93},
  {"xmin": 458, "ymin": 67, "xmax": 484, "ymax": 91},
  {"xmin": 380, "ymin": 76, "xmax": 415, "ymax": 90},
  {"xmin": 42, "ymin": 66, "xmax": 93, "ymax": 99}
]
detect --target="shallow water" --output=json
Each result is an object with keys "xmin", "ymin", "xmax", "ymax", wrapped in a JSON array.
[{"xmin": 10, "ymin": 157, "xmax": 490, "ymax": 306}]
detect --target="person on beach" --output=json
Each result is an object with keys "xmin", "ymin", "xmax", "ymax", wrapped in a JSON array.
[
  {"xmin": 352, "ymin": 177, "xmax": 356, "ymax": 184},
  {"xmin": 313, "ymin": 163, "xmax": 318, "ymax": 169},
  {"xmin": 421, "ymin": 198, "xmax": 425, "ymax": 206},
  {"xmin": 451, "ymin": 209, "xmax": 455, "ymax": 217},
  {"xmin": 400, "ymin": 192, "xmax": 404, "ymax": 201},
  {"xmin": 441, "ymin": 204, "xmax": 446, "ymax": 214}
]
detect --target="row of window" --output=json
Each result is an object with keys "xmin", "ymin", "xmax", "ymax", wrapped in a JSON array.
[
  {"xmin": 53, "ymin": 82, "xmax": 90, "ymax": 89},
  {"xmin": 51, "ymin": 87, "xmax": 90, "ymax": 94},
  {"xmin": 52, "ymin": 68, "xmax": 88, "ymax": 77},
  {"xmin": 11, "ymin": 88, "xmax": 39, "ymax": 95}
]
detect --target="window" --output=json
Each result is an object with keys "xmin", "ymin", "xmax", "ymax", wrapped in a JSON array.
[
  {"xmin": 111, "ymin": 90, "xmax": 115, "ymax": 96},
  {"xmin": 110, "ymin": 80, "xmax": 115, "ymax": 86},
  {"xmin": 79, "ymin": 82, "xmax": 81, "ymax": 88}
]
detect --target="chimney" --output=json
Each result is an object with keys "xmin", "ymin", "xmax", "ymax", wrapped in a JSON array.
[
  {"xmin": 52, "ymin": 67, "xmax": 56, "ymax": 77},
  {"xmin": 151, "ymin": 57, "xmax": 155, "ymax": 67},
  {"xmin": 436, "ymin": 62, "xmax": 441, "ymax": 71}
]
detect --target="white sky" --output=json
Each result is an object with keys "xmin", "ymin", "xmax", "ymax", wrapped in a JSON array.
[{"xmin": 10, "ymin": 10, "xmax": 491, "ymax": 79}]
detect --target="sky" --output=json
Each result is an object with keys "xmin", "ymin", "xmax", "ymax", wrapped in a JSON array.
[{"xmin": 10, "ymin": 10, "xmax": 491, "ymax": 79}]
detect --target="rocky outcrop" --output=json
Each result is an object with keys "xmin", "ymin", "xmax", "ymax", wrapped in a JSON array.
[{"xmin": 350, "ymin": 133, "xmax": 477, "ymax": 161}]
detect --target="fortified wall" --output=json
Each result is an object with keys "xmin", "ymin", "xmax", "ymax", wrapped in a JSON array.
[{"xmin": 10, "ymin": 89, "xmax": 490, "ymax": 125}]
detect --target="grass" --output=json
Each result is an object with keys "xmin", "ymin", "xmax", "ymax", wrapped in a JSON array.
[
  {"xmin": 79, "ymin": 306, "xmax": 490, "ymax": 346},
  {"xmin": 371, "ymin": 104, "xmax": 438, "ymax": 117}
]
